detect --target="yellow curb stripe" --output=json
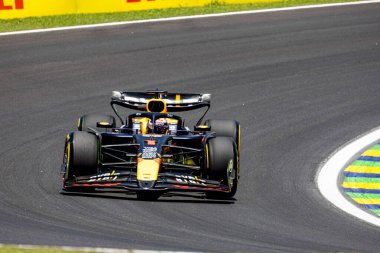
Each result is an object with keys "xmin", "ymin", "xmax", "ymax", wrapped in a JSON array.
[
  {"xmin": 362, "ymin": 150, "xmax": 380, "ymax": 157},
  {"xmin": 352, "ymin": 198, "xmax": 380, "ymax": 205},
  {"xmin": 343, "ymin": 182, "xmax": 380, "ymax": 190},
  {"xmin": 345, "ymin": 165, "xmax": 380, "ymax": 174}
]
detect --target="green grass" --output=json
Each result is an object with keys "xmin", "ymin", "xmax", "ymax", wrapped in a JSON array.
[{"xmin": 0, "ymin": 0, "xmax": 363, "ymax": 33}]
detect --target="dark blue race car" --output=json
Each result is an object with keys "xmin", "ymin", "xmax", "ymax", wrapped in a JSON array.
[{"xmin": 61, "ymin": 90, "xmax": 240, "ymax": 200}]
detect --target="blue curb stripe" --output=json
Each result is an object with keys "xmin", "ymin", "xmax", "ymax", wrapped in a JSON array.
[
  {"xmin": 358, "ymin": 156, "xmax": 380, "ymax": 162},
  {"xmin": 344, "ymin": 172, "xmax": 380, "ymax": 178},
  {"xmin": 343, "ymin": 188, "xmax": 380, "ymax": 194},
  {"xmin": 341, "ymin": 142, "xmax": 380, "ymax": 217},
  {"xmin": 362, "ymin": 204, "xmax": 380, "ymax": 210}
]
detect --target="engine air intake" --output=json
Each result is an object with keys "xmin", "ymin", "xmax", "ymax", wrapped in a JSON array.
[{"xmin": 147, "ymin": 99, "xmax": 167, "ymax": 113}]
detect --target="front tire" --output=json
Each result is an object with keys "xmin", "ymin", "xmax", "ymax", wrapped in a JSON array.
[
  {"xmin": 205, "ymin": 137, "xmax": 238, "ymax": 199},
  {"xmin": 63, "ymin": 131, "xmax": 98, "ymax": 183}
]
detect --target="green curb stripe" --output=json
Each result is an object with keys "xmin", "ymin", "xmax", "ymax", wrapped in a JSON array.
[
  {"xmin": 371, "ymin": 209, "xmax": 380, "ymax": 215},
  {"xmin": 352, "ymin": 160, "xmax": 380, "ymax": 167},
  {"xmin": 369, "ymin": 145, "xmax": 380, "ymax": 151},
  {"xmin": 342, "ymin": 142, "xmax": 380, "ymax": 218},
  {"xmin": 344, "ymin": 177, "xmax": 380, "ymax": 183},
  {"xmin": 346, "ymin": 193, "xmax": 380, "ymax": 198}
]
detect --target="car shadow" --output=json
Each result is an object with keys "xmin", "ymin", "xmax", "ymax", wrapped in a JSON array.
[{"xmin": 60, "ymin": 190, "xmax": 235, "ymax": 204}]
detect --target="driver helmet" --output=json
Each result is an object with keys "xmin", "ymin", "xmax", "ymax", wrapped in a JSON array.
[{"xmin": 147, "ymin": 118, "xmax": 169, "ymax": 134}]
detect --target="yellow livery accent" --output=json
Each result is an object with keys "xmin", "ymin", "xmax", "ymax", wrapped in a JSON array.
[
  {"xmin": 67, "ymin": 143, "xmax": 70, "ymax": 166},
  {"xmin": 77, "ymin": 118, "xmax": 81, "ymax": 129},
  {"xmin": 64, "ymin": 143, "xmax": 71, "ymax": 179},
  {"xmin": 238, "ymin": 125, "xmax": 241, "ymax": 154},
  {"xmin": 205, "ymin": 143, "xmax": 209, "ymax": 169},
  {"xmin": 137, "ymin": 158, "xmax": 160, "ymax": 181},
  {"xmin": 133, "ymin": 117, "xmax": 151, "ymax": 134},
  {"xmin": 175, "ymin": 94, "xmax": 181, "ymax": 107},
  {"xmin": 166, "ymin": 118, "xmax": 178, "ymax": 125}
]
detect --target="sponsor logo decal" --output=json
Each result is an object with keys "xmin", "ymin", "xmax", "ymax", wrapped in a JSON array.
[
  {"xmin": 0, "ymin": 0, "xmax": 23, "ymax": 10},
  {"xmin": 176, "ymin": 175, "xmax": 206, "ymax": 185},
  {"xmin": 89, "ymin": 171, "xmax": 120, "ymax": 182},
  {"xmin": 142, "ymin": 147, "xmax": 157, "ymax": 159}
]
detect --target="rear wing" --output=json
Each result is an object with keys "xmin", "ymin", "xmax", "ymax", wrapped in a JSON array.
[
  {"xmin": 111, "ymin": 90, "xmax": 210, "ymax": 112},
  {"xmin": 110, "ymin": 90, "xmax": 211, "ymax": 125}
]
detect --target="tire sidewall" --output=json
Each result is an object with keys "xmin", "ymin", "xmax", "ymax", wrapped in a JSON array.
[{"xmin": 206, "ymin": 136, "xmax": 238, "ymax": 197}]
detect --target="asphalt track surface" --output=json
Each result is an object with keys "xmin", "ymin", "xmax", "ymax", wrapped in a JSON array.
[{"xmin": 1, "ymin": 3, "xmax": 380, "ymax": 252}]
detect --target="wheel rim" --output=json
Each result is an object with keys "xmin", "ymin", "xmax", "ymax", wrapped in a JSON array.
[{"xmin": 227, "ymin": 159, "xmax": 236, "ymax": 191}]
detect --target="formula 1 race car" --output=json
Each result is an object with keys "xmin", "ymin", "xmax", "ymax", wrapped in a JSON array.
[{"xmin": 61, "ymin": 90, "xmax": 240, "ymax": 200}]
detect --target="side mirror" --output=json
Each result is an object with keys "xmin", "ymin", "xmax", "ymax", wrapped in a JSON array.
[{"xmin": 194, "ymin": 125, "xmax": 211, "ymax": 132}]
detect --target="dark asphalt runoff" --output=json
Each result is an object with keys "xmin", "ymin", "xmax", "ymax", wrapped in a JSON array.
[{"xmin": 1, "ymin": 3, "xmax": 380, "ymax": 252}]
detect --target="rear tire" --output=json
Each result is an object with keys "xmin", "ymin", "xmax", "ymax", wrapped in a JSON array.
[
  {"xmin": 205, "ymin": 119, "xmax": 240, "ymax": 150},
  {"xmin": 205, "ymin": 119, "xmax": 240, "ymax": 180},
  {"xmin": 205, "ymin": 137, "xmax": 238, "ymax": 199},
  {"xmin": 78, "ymin": 114, "xmax": 116, "ymax": 132}
]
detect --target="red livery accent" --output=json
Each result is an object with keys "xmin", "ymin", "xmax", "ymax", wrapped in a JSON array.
[
  {"xmin": 172, "ymin": 184, "xmax": 190, "ymax": 189},
  {"xmin": 146, "ymin": 140, "xmax": 156, "ymax": 145},
  {"xmin": 72, "ymin": 182, "xmax": 122, "ymax": 187},
  {"xmin": 172, "ymin": 184, "xmax": 229, "ymax": 192}
]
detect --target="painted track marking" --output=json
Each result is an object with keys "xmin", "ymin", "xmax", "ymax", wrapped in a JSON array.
[
  {"xmin": 342, "ymin": 143, "xmax": 380, "ymax": 215},
  {"xmin": 317, "ymin": 127, "xmax": 380, "ymax": 227}
]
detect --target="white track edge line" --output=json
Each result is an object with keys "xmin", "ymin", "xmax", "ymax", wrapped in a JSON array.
[
  {"xmin": 0, "ymin": 244, "xmax": 197, "ymax": 253},
  {"xmin": 317, "ymin": 126, "xmax": 380, "ymax": 227},
  {"xmin": 1, "ymin": 0, "xmax": 380, "ymax": 36}
]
